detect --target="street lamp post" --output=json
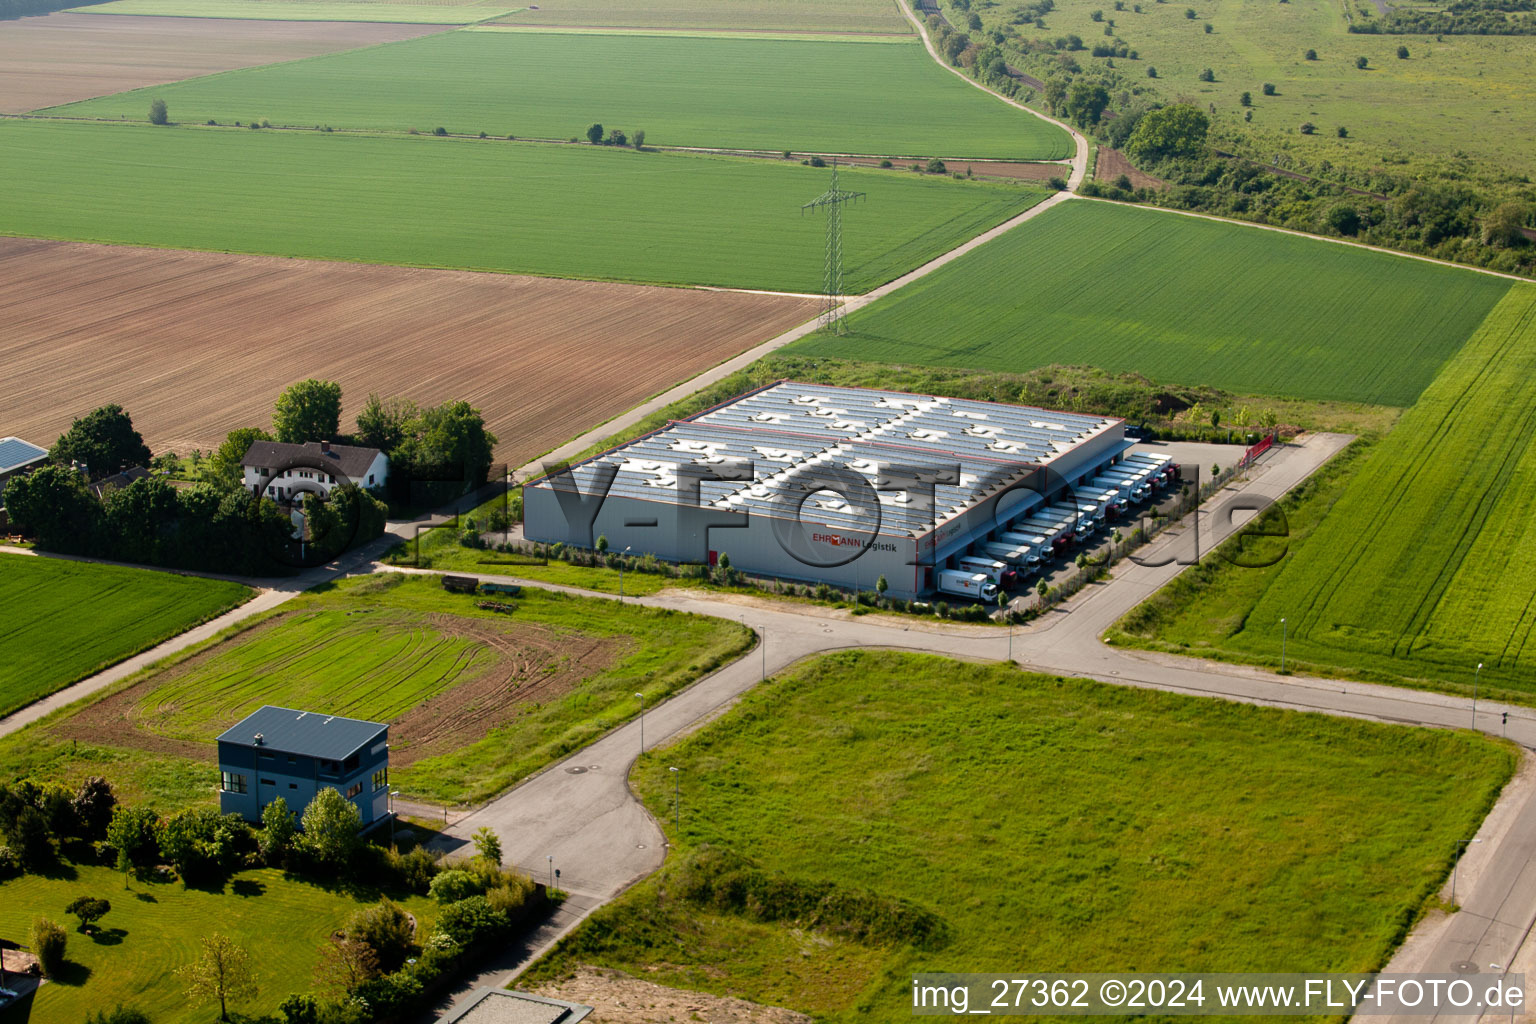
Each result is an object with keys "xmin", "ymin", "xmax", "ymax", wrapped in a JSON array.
[
  {"xmin": 1280, "ymin": 617, "xmax": 1287, "ymax": 673},
  {"xmin": 547, "ymin": 854, "xmax": 554, "ymax": 890},
  {"xmin": 670, "ymin": 766, "xmax": 680, "ymax": 832},
  {"xmin": 389, "ymin": 789, "xmax": 401, "ymax": 847},
  {"xmin": 1472, "ymin": 662, "xmax": 1483, "ymax": 729},
  {"xmin": 1452, "ymin": 837, "xmax": 1482, "ymax": 907},
  {"xmin": 619, "ymin": 545, "xmax": 632, "ymax": 601},
  {"xmin": 635, "ymin": 691, "xmax": 645, "ymax": 752}
]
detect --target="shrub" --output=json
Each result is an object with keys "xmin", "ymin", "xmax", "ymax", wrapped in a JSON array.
[
  {"xmin": 1184, "ymin": 6, "xmax": 1195, "ymax": 15},
  {"xmin": 1204, "ymin": 21, "xmax": 1212, "ymax": 31},
  {"xmin": 634, "ymin": 129, "xmax": 645, "ymax": 148},
  {"xmin": 86, "ymin": 1007, "xmax": 151, "ymax": 1024},
  {"xmin": 879, "ymin": 159, "xmax": 893, "ymax": 168},
  {"xmin": 926, "ymin": 158, "xmax": 947, "ymax": 174},
  {"xmin": 1048, "ymin": 175, "xmax": 1068, "ymax": 190},
  {"xmin": 301, "ymin": 787, "xmax": 361, "ymax": 867},
  {"xmin": 1304, "ymin": 48, "xmax": 1317, "ymax": 59},
  {"xmin": 1300, "ymin": 121, "xmax": 1317, "ymax": 134},
  {"xmin": 260, "ymin": 797, "xmax": 296, "ymax": 864},
  {"xmin": 1337, "ymin": 125, "xmax": 1349, "ymax": 137},
  {"xmin": 33, "ymin": 917, "xmax": 67, "ymax": 978},
  {"xmin": 585, "ymin": 122, "xmax": 603, "ymax": 144},
  {"xmin": 808, "ymin": 155, "xmax": 827, "ymax": 168},
  {"xmin": 429, "ymin": 868, "xmax": 483, "ymax": 904},
  {"xmin": 1396, "ymin": 44, "xmax": 1409, "ymax": 58},
  {"xmin": 1240, "ymin": 91, "xmax": 1251, "ymax": 106},
  {"xmin": 432, "ymin": 126, "xmax": 448, "ymax": 136},
  {"xmin": 148, "ymin": 98, "xmax": 168, "ymax": 125},
  {"xmin": 1355, "ymin": 55, "xmax": 1368, "ymax": 68},
  {"xmin": 1147, "ymin": 65, "xmax": 1157, "ymax": 77},
  {"xmin": 0, "ymin": 845, "xmax": 18, "ymax": 878},
  {"xmin": 478, "ymin": 130, "xmax": 487, "ymax": 138},
  {"xmin": 1198, "ymin": 67, "xmax": 1215, "ymax": 82},
  {"xmin": 347, "ymin": 897, "xmax": 416, "ymax": 972},
  {"xmin": 434, "ymin": 895, "xmax": 507, "ymax": 946},
  {"xmin": 1262, "ymin": 82, "xmax": 1277, "ymax": 95},
  {"xmin": 107, "ymin": 804, "xmax": 160, "ymax": 868}
]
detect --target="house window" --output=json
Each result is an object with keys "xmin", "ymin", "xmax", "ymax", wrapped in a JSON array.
[
  {"xmin": 368, "ymin": 474, "xmax": 374, "ymax": 485},
  {"xmin": 345, "ymin": 782, "xmax": 363, "ymax": 799},
  {"xmin": 289, "ymin": 783, "xmax": 298, "ymax": 789},
  {"xmin": 344, "ymin": 753, "xmax": 359, "ymax": 773},
  {"xmin": 261, "ymin": 778, "xmax": 275, "ymax": 786},
  {"xmin": 372, "ymin": 768, "xmax": 388, "ymax": 792},
  {"xmin": 221, "ymin": 771, "xmax": 247, "ymax": 794}
]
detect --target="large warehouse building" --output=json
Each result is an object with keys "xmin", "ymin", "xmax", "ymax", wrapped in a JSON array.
[{"xmin": 523, "ymin": 381, "xmax": 1134, "ymax": 598}]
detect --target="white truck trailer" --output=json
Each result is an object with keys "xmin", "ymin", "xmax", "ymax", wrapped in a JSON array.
[
  {"xmin": 936, "ymin": 569, "xmax": 1000, "ymax": 602},
  {"xmin": 956, "ymin": 556, "xmax": 1018, "ymax": 590}
]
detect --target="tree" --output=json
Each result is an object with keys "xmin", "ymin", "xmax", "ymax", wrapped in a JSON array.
[
  {"xmin": 72, "ymin": 777, "xmax": 117, "ymax": 839},
  {"xmin": 149, "ymin": 98, "xmax": 168, "ymax": 125},
  {"xmin": 1147, "ymin": 65, "xmax": 1157, "ymax": 77},
  {"xmin": 302, "ymin": 787, "xmax": 362, "ymax": 867},
  {"xmin": 1124, "ymin": 103, "xmax": 1210, "ymax": 163},
  {"xmin": 1209, "ymin": 409, "xmax": 1221, "ymax": 428},
  {"xmin": 1336, "ymin": 125, "xmax": 1348, "ymax": 137},
  {"xmin": 179, "ymin": 933, "xmax": 257, "ymax": 1022},
  {"xmin": 107, "ymin": 804, "xmax": 160, "ymax": 869},
  {"xmin": 1262, "ymin": 81, "xmax": 1276, "ymax": 95},
  {"xmin": 1036, "ymin": 579, "xmax": 1049, "ymax": 599},
  {"xmin": 1204, "ymin": 21, "xmax": 1212, "ymax": 31},
  {"xmin": 1355, "ymin": 55, "xmax": 1368, "ymax": 68},
  {"xmin": 1304, "ymin": 48, "xmax": 1317, "ymax": 59},
  {"xmin": 472, "ymin": 826, "xmax": 503, "ymax": 866},
  {"xmin": 1397, "ymin": 44, "xmax": 1410, "ymax": 58},
  {"xmin": 595, "ymin": 534, "xmax": 609, "ymax": 553},
  {"xmin": 1197, "ymin": 67, "xmax": 1215, "ymax": 82},
  {"xmin": 1240, "ymin": 91, "xmax": 1251, "ymax": 106},
  {"xmin": 606, "ymin": 127, "xmax": 627, "ymax": 147},
  {"xmin": 260, "ymin": 797, "xmax": 296, "ymax": 864},
  {"xmin": 50, "ymin": 404, "xmax": 151, "ymax": 478},
  {"xmin": 314, "ymin": 936, "xmax": 380, "ymax": 995},
  {"xmin": 1064, "ymin": 80, "xmax": 1111, "ymax": 126},
  {"xmin": 273, "ymin": 379, "xmax": 342, "ymax": 444},
  {"xmin": 585, "ymin": 122, "xmax": 604, "ymax": 144},
  {"xmin": 207, "ymin": 427, "xmax": 274, "ymax": 490},
  {"xmin": 32, "ymin": 918, "xmax": 67, "ymax": 978},
  {"xmin": 102, "ymin": 475, "xmax": 181, "ymax": 566},
  {"xmin": 66, "ymin": 896, "xmax": 111, "ymax": 933},
  {"xmin": 2, "ymin": 463, "xmax": 101, "ymax": 553},
  {"xmin": 926, "ymin": 158, "xmax": 948, "ymax": 174},
  {"xmin": 1481, "ymin": 201, "xmax": 1531, "ymax": 247},
  {"xmin": 1259, "ymin": 409, "xmax": 1279, "ymax": 431},
  {"xmin": 633, "ymin": 129, "xmax": 645, "ymax": 149},
  {"xmin": 1300, "ymin": 121, "xmax": 1316, "ymax": 134},
  {"xmin": 1184, "ymin": 6, "xmax": 1195, "ymax": 15},
  {"xmin": 876, "ymin": 574, "xmax": 889, "ymax": 596},
  {"xmin": 1327, "ymin": 203, "xmax": 1362, "ymax": 236},
  {"xmin": 394, "ymin": 400, "xmax": 498, "ymax": 492},
  {"xmin": 354, "ymin": 394, "xmax": 416, "ymax": 455}
]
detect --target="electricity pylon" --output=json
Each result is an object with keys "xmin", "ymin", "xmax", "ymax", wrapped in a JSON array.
[{"xmin": 801, "ymin": 161, "xmax": 865, "ymax": 334}]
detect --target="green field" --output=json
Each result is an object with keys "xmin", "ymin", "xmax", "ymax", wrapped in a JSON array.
[
  {"xmin": 0, "ymin": 554, "xmax": 252, "ymax": 719},
  {"xmin": 489, "ymin": 0, "xmax": 909, "ymax": 33},
  {"xmin": 72, "ymin": 0, "xmax": 517, "ymax": 21},
  {"xmin": 0, "ymin": 864, "xmax": 438, "ymax": 1024},
  {"xmin": 0, "ymin": 121, "xmax": 1044, "ymax": 292},
  {"xmin": 525, "ymin": 651, "xmax": 1514, "ymax": 1018},
  {"xmin": 48, "ymin": 31, "xmax": 1071, "ymax": 160},
  {"xmin": 974, "ymin": 0, "xmax": 1536, "ymax": 183},
  {"xmin": 0, "ymin": 573, "xmax": 750, "ymax": 809},
  {"xmin": 1112, "ymin": 285, "xmax": 1536, "ymax": 701},
  {"xmin": 792, "ymin": 200, "xmax": 1512, "ymax": 406}
]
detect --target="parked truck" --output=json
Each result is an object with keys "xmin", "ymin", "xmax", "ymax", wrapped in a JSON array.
[
  {"xmin": 1123, "ymin": 453, "xmax": 1176, "ymax": 486},
  {"xmin": 1046, "ymin": 502, "xmax": 1101, "ymax": 534},
  {"xmin": 957, "ymin": 556, "xmax": 1018, "ymax": 590},
  {"xmin": 1012, "ymin": 515, "xmax": 1075, "ymax": 552},
  {"xmin": 1073, "ymin": 487, "xmax": 1126, "ymax": 518},
  {"xmin": 996, "ymin": 530, "xmax": 1049, "ymax": 561},
  {"xmin": 936, "ymin": 569, "xmax": 1000, "ymax": 602},
  {"xmin": 1095, "ymin": 467, "xmax": 1154, "ymax": 501},
  {"xmin": 979, "ymin": 541, "xmax": 1037, "ymax": 574}
]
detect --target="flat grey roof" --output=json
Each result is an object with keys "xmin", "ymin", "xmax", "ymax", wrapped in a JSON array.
[
  {"xmin": 439, "ymin": 988, "xmax": 593, "ymax": 1024},
  {"xmin": 217, "ymin": 705, "xmax": 386, "ymax": 760},
  {"xmin": 0, "ymin": 437, "xmax": 48, "ymax": 475},
  {"xmin": 529, "ymin": 381, "xmax": 1122, "ymax": 539}
]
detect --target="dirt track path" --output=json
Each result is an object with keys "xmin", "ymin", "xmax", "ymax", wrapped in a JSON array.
[{"xmin": 893, "ymin": 0, "xmax": 1089, "ymax": 189}]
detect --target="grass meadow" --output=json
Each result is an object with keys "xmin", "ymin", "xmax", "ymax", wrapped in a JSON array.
[
  {"xmin": 0, "ymin": 554, "xmax": 252, "ymax": 718},
  {"xmin": 0, "ymin": 121, "xmax": 1044, "ymax": 292},
  {"xmin": 70, "ymin": 0, "xmax": 517, "ymax": 20},
  {"xmin": 979, "ymin": 0, "xmax": 1536, "ymax": 181},
  {"xmin": 1111, "ymin": 285, "xmax": 1536, "ymax": 701},
  {"xmin": 0, "ymin": 574, "xmax": 751, "ymax": 810},
  {"xmin": 794, "ymin": 200, "xmax": 1513, "ymax": 406},
  {"xmin": 48, "ymin": 31, "xmax": 1072, "ymax": 160},
  {"xmin": 0, "ymin": 864, "xmax": 438, "ymax": 1024},
  {"xmin": 487, "ymin": 0, "xmax": 910, "ymax": 33},
  {"xmin": 525, "ymin": 651, "xmax": 1515, "ymax": 1019}
]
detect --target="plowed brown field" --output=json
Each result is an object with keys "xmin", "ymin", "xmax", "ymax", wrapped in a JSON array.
[
  {"xmin": 0, "ymin": 238, "xmax": 820, "ymax": 466},
  {"xmin": 0, "ymin": 12, "xmax": 445, "ymax": 113}
]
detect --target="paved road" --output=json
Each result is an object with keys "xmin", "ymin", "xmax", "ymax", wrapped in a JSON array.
[{"xmin": 423, "ymin": 430, "xmax": 1536, "ymax": 1014}]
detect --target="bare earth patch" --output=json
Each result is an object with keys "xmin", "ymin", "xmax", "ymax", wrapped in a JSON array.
[
  {"xmin": 1095, "ymin": 147, "xmax": 1163, "ymax": 190},
  {"xmin": 0, "ymin": 238, "xmax": 820, "ymax": 466},
  {"xmin": 531, "ymin": 966, "xmax": 813, "ymax": 1024},
  {"xmin": 0, "ymin": 13, "xmax": 446, "ymax": 113},
  {"xmin": 54, "ymin": 611, "xmax": 626, "ymax": 766}
]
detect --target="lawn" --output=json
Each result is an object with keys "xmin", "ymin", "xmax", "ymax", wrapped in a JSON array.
[
  {"xmin": 970, "ymin": 0, "xmax": 1536, "ymax": 183},
  {"xmin": 0, "ymin": 573, "xmax": 751, "ymax": 810},
  {"xmin": 72, "ymin": 0, "xmax": 518, "ymax": 21},
  {"xmin": 47, "ymin": 31, "xmax": 1072, "ymax": 160},
  {"xmin": 1111, "ymin": 285, "xmax": 1536, "ymax": 702},
  {"xmin": 792, "ymin": 200, "xmax": 1512, "ymax": 406},
  {"xmin": 487, "ymin": 0, "xmax": 910, "ymax": 33},
  {"xmin": 524, "ymin": 650, "xmax": 1515, "ymax": 1019},
  {"xmin": 0, "ymin": 553, "xmax": 252, "ymax": 718},
  {"xmin": 0, "ymin": 121, "xmax": 1046, "ymax": 293},
  {"xmin": 0, "ymin": 863, "xmax": 438, "ymax": 1024}
]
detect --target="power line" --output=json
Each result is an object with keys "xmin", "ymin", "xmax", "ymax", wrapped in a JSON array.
[{"xmin": 801, "ymin": 160, "xmax": 865, "ymax": 335}]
